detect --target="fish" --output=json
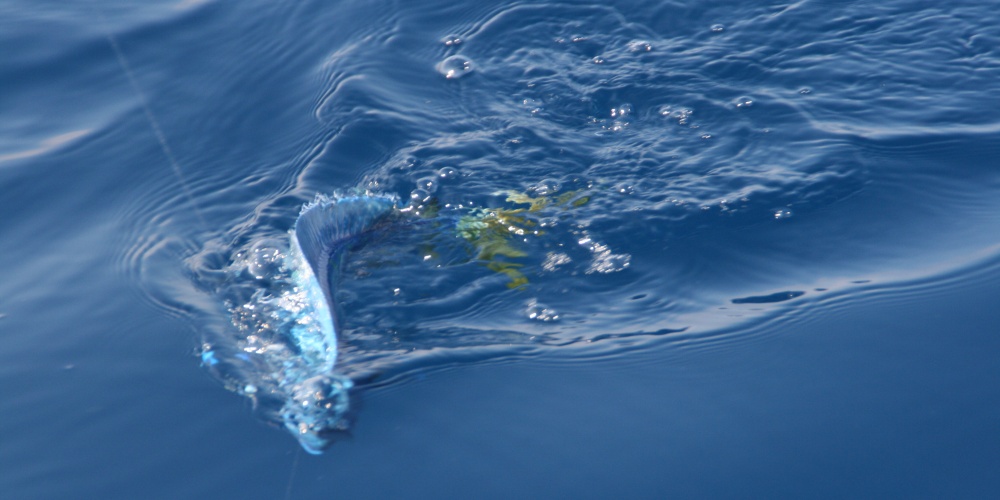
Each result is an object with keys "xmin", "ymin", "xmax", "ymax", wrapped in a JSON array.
[
  {"xmin": 203, "ymin": 189, "xmax": 567, "ymax": 452},
  {"xmin": 288, "ymin": 193, "xmax": 398, "ymax": 373},
  {"xmin": 252, "ymin": 194, "xmax": 397, "ymax": 454}
]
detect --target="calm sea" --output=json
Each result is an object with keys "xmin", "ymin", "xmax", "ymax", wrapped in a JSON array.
[{"xmin": 3, "ymin": 0, "xmax": 1000, "ymax": 497}]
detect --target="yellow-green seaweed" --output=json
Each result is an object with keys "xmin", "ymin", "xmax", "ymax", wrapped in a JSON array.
[{"xmin": 454, "ymin": 188, "xmax": 590, "ymax": 288}]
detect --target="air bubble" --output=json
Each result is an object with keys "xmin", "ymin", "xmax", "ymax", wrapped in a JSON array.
[
  {"xmin": 735, "ymin": 97, "xmax": 754, "ymax": 108},
  {"xmin": 774, "ymin": 209, "xmax": 793, "ymax": 220},
  {"xmin": 437, "ymin": 55, "xmax": 475, "ymax": 79},
  {"xmin": 531, "ymin": 178, "xmax": 561, "ymax": 196},
  {"xmin": 438, "ymin": 166, "xmax": 458, "ymax": 179},
  {"xmin": 661, "ymin": 107, "xmax": 692, "ymax": 125},
  {"xmin": 522, "ymin": 98, "xmax": 544, "ymax": 114},
  {"xmin": 611, "ymin": 103, "xmax": 632, "ymax": 118},
  {"xmin": 538, "ymin": 216, "xmax": 558, "ymax": 228},
  {"xmin": 415, "ymin": 176, "xmax": 439, "ymax": 194},
  {"xmin": 410, "ymin": 188, "xmax": 432, "ymax": 204},
  {"xmin": 441, "ymin": 34, "xmax": 462, "ymax": 47},
  {"xmin": 628, "ymin": 40, "xmax": 652, "ymax": 52},
  {"xmin": 711, "ymin": 24, "xmax": 725, "ymax": 33},
  {"xmin": 615, "ymin": 182, "xmax": 635, "ymax": 195},
  {"xmin": 246, "ymin": 239, "xmax": 284, "ymax": 279},
  {"xmin": 799, "ymin": 88, "xmax": 812, "ymax": 94}
]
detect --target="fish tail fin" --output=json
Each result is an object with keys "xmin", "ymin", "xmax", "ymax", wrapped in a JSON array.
[{"xmin": 292, "ymin": 193, "xmax": 398, "ymax": 274}]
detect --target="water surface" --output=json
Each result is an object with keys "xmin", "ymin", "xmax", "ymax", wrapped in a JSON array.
[{"xmin": 2, "ymin": 0, "xmax": 1000, "ymax": 497}]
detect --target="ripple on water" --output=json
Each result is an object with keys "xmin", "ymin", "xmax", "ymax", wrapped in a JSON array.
[{"xmin": 113, "ymin": 0, "xmax": 1000, "ymax": 435}]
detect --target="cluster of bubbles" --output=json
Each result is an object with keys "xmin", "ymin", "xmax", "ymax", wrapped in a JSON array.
[
  {"xmin": 528, "ymin": 178, "xmax": 561, "ymax": 197},
  {"xmin": 437, "ymin": 55, "xmax": 475, "ymax": 79},
  {"xmin": 595, "ymin": 103, "xmax": 632, "ymax": 133},
  {"xmin": 577, "ymin": 233, "xmax": 630, "ymax": 274},
  {"xmin": 410, "ymin": 2, "xmax": 872, "ymax": 231},
  {"xmin": 243, "ymin": 238, "xmax": 285, "ymax": 280},
  {"xmin": 659, "ymin": 106, "xmax": 694, "ymax": 125},
  {"xmin": 437, "ymin": 35, "xmax": 474, "ymax": 79},
  {"xmin": 525, "ymin": 299, "xmax": 559, "ymax": 322},
  {"xmin": 542, "ymin": 252, "xmax": 572, "ymax": 272},
  {"xmin": 406, "ymin": 166, "xmax": 460, "ymax": 215},
  {"xmin": 228, "ymin": 240, "xmax": 303, "ymax": 341}
]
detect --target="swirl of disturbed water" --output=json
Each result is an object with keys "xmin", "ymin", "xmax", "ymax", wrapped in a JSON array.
[{"xmin": 114, "ymin": 0, "xmax": 1000, "ymax": 452}]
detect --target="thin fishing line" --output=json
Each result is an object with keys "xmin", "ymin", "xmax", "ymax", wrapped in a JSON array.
[
  {"xmin": 284, "ymin": 446, "xmax": 301, "ymax": 500},
  {"xmin": 95, "ymin": 8, "xmax": 208, "ymax": 229}
]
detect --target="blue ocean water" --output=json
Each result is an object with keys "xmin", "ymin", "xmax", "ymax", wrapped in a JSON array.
[{"xmin": 2, "ymin": 0, "xmax": 1000, "ymax": 497}]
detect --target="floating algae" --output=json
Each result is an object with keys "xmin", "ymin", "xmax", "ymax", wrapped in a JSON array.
[{"xmin": 455, "ymin": 189, "xmax": 590, "ymax": 288}]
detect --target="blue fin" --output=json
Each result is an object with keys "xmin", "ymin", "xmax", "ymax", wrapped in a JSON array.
[{"xmin": 290, "ymin": 194, "xmax": 397, "ymax": 338}]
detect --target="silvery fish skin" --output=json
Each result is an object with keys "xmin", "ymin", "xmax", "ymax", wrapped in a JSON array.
[{"xmin": 281, "ymin": 194, "xmax": 396, "ymax": 453}]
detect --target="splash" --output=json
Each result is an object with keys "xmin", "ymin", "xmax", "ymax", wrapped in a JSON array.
[
  {"xmin": 199, "ymin": 188, "xmax": 611, "ymax": 452},
  {"xmin": 202, "ymin": 193, "xmax": 397, "ymax": 454}
]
